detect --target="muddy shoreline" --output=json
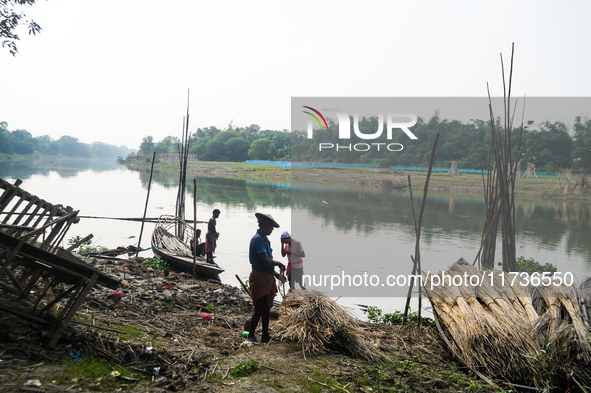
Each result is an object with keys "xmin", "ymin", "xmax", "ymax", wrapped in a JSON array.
[{"xmin": 0, "ymin": 257, "xmax": 496, "ymax": 392}]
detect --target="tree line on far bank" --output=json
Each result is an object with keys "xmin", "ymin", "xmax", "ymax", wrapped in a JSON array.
[
  {"xmin": 137, "ymin": 124, "xmax": 290, "ymax": 162},
  {"xmin": 138, "ymin": 114, "xmax": 591, "ymax": 173},
  {"xmin": 0, "ymin": 121, "xmax": 134, "ymax": 159},
  {"xmin": 291, "ymin": 114, "xmax": 591, "ymax": 173}
]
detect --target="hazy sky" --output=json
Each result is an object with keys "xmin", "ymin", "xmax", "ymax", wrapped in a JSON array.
[{"xmin": 2, "ymin": 0, "xmax": 590, "ymax": 150}]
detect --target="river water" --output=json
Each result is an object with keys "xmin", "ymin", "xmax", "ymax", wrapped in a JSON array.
[{"xmin": 1, "ymin": 159, "xmax": 590, "ymax": 318}]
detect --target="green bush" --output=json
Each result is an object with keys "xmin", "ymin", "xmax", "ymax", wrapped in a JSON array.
[
  {"xmin": 142, "ymin": 257, "xmax": 170, "ymax": 270},
  {"xmin": 230, "ymin": 359, "xmax": 259, "ymax": 378},
  {"xmin": 364, "ymin": 305, "xmax": 433, "ymax": 326},
  {"xmin": 516, "ymin": 256, "xmax": 557, "ymax": 274},
  {"xmin": 68, "ymin": 236, "xmax": 109, "ymax": 254}
]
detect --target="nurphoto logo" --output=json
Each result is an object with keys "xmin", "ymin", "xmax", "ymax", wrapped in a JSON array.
[{"xmin": 302, "ymin": 106, "xmax": 418, "ymax": 152}]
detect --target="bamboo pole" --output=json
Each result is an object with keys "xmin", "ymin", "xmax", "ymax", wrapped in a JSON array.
[
  {"xmin": 136, "ymin": 152, "xmax": 156, "ymax": 258},
  {"xmin": 193, "ymin": 178, "xmax": 197, "ymax": 276},
  {"xmin": 76, "ymin": 216, "xmax": 207, "ymax": 223},
  {"xmin": 482, "ymin": 44, "xmax": 526, "ymax": 272},
  {"xmin": 176, "ymin": 90, "xmax": 191, "ymax": 221},
  {"xmin": 403, "ymin": 133, "xmax": 439, "ymax": 324},
  {"xmin": 402, "ymin": 176, "xmax": 418, "ymax": 322}
]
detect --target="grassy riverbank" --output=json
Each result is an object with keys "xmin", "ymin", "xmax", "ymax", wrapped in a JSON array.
[{"xmin": 123, "ymin": 159, "xmax": 591, "ymax": 201}]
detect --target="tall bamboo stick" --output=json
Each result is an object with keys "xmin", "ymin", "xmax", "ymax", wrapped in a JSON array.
[
  {"xmin": 136, "ymin": 152, "xmax": 156, "ymax": 258},
  {"xmin": 193, "ymin": 178, "xmax": 197, "ymax": 276},
  {"xmin": 403, "ymin": 133, "xmax": 439, "ymax": 323}
]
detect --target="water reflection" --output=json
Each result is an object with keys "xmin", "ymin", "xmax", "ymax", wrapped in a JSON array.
[
  {"xmin": 552, "ymin": 201, "xmax": 591, "ymax": 226},
  {"xmin": 2, "ymin": 161, "xmax": 588, "ymax": 281},
  {"xmin": 290, "ymin": 184, "xmax": 591, "ymax": 284},
  {"xmin": 0, "ymin": 159, "xmax": 124, "ymax": 179},
  {"xmin": 132, "ymin": 169, "xmax": 292, "ymax": 209}
]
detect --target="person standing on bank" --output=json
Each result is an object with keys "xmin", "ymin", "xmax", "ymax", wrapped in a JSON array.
[
  {"xmin": 205, "ymin": 209, "xmax": 220, "ymax": 264},
  {"xmin": 248, "ymin": 212, "xmax": 285, "ymax": 343},
  {"xmin": 280, "ymin": 231, "xmax": 306, "ymax": 292}
]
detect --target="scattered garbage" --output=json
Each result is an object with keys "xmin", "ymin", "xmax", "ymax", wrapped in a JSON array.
[
  {"xmin": 108, "ymin": 291, "xmax": 122, "ymax": 300},
  {"xmin": 146, "ymin": 346, "xmax": 153, "ymax": 352},
  {"xmin": 153, "ymin": 367, "xmax": 161, "ymax": 376},
  {"xmin": 213, "ymin": 288, "xmax": 223, "ymax": 293},
  {"xmin": 242, "ymin": 331, "xmax": 249, "ymax": 338},
  {"xmin": 161, "ymin": 285, "xmax": 172, "ymax": 290},
  {"xmin": 201, "ymin": 313, "xmax": 214, "ymax": 320},
  {"xmin": 24, "ymin": 380, "xmax": 42, "ymax": 387},
  {"xmin": 110, "ymin": 371, "xmax": 121, "ymax": 377},
  {"xmin": 68, "ymin": 350, "xmax": 81, "ymax": 364}
]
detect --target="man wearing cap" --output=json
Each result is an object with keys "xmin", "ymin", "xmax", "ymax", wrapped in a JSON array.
[
  {"xmin": 248, "ymin": 212, "xmax": 285, "ymax": 343},
  {"xmin": 280, "ymin": 231, "xmax": 306, "ymax": 292},
  {"xmin": 205, "ymin": 209, "xmax": 220, "ymax": 264}
]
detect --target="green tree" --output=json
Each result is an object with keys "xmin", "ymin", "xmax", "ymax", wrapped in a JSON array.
[
  {"xmin": 0, "ymin": 121, "xmax": 10, "ymax": 152},
  {"xmin": 241, "ymin": 124, "xmax": 260, "ymax": 142},
  {"xmin": 35, "ymin": 134, "xmax": 52, "ymax": 154},
  {"xmin": 522, "ymin": 121, "xmax": 573, "ymax": 172},
  {"xmin": 225, "ymin": 136, "xmax": 250, "ymax": 161},
  {"xmin": 248, "ymin": 138, "xmax": 276, "ymax": 160},
  {"xmin": 7, "ymin": 129, "xmax": 37, "ymax": 154},
  {"xmin": 154, "ymin": 136, "xmax": 180, "ymax": 154},
  {"xmin": 1, "ymin": 0, "xmax": 42, "ymax": 56},
  {"xmin": 90, "ymin": 141, "xmax": 116, "ymax": 158},
  {"xmin": 195, "ymin": 126, "xmax": 220, "ymax": 139},
  {"xmin": 202, "ymin": 130, "xmax": 242, "ymax": 161},
  {"xmin": 55, "ymin": 135, "xmax": 89, "ymax": 157},
  {"xmin": 190, "ymin": 137, "xmax": 209, "ymax": 158},
  {"xmin": 48, "ymin": 141, "xmax": 59, "ymax": 155},
  {"xmin": 572, "ymin": 116, "xmax": 591, "ymax": 170},
  {"xmin": 268, "ymin": 130, "xmax": 290, "ymax": 160},
  {"xmin": 139, "ymin": 136, "xmax": 155, "ymax": 153}
]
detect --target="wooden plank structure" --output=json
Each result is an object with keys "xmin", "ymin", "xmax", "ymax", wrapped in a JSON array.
[{"xmin": 0, "ymin": 178, "xmax": 120, "ymax": 346}]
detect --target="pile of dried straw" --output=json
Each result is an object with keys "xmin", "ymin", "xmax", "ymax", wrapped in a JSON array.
[
  {"xmin": 274, "ymin": 291, "xmax": 383, "ymax": 361},
  {"xmin": 424, "ymin": 262, "xmax": 591, "ymax": 387}
]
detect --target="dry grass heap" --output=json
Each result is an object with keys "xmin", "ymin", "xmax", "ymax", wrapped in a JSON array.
[
  {"xmin": 274, "ymin": 291, "xmax": 384, "ymax": 361},
  {"xmin": 424, "ymin": 263, "xmax": 591, "ymax": 388}
]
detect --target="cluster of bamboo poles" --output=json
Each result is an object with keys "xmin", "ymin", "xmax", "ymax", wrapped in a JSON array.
[
  {"xmin": 478, "ymin": 43, "xmax": 526, "ymax": 271},
  {"xmin": 176, "ymin": 91, "xmax": 192, "ymax": 222}
]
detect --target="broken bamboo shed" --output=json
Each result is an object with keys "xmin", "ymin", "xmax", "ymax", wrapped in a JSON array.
[{"xmin": 0, "ymin": 177, "xmax": 120, "ymax": 346}]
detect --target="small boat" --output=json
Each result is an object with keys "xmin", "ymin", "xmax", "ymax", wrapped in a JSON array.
[{"xmin": 151, "ymin": 215, "xmax": 223, "ymax": 278}]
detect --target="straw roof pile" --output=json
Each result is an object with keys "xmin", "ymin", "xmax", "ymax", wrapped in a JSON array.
[
  {"xmin": 273, "ymin": 291, "xmax": 384, "ymax": 361},
  {"xmin": 423, "ymin": 262, "xmax": 591, "ymax": 386},
  {"xmin": 580, "ymin": 273, "xmax": 591, "ymax": 319}
]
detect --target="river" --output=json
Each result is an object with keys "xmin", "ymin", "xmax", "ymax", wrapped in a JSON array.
[{"xmin": 1, "ymin": 158, "xmax": 590, "ymax": 318}]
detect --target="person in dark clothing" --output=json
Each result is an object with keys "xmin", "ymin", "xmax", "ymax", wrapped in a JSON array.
[
  {"xmin": 190, "ymin": 229, "xmax": 205, "ymax": 256},
  {"xmin": 205, "ymin": 209, "xmax": 220, "ymax": 264},
  {"xmin": 247, "ymin": 212, "xmax": 285, "ymax": 343}
]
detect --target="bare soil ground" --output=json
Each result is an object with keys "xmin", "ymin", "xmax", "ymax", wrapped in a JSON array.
[{"xmin": 0, "ymin": 258, "xmax": 504, "ymax": 393}]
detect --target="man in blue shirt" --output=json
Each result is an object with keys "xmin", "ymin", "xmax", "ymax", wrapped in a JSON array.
[{"xmin": 248, "ymin": 212, "xmax": 285, "ymax": 343}]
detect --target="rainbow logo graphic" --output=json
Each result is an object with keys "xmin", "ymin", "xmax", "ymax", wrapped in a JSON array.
[{"xmin": 302, "ymin": 106, "xmax": 329, "ymax": 130}]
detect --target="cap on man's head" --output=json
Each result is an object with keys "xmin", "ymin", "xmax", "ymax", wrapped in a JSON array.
[
  {"xmin": 255, "ymin": 212, "xmax": 279, "ymax": 228},
  {"xmin": 280, "ymin": 231, "xmax": 290, "ymax": 239}
]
